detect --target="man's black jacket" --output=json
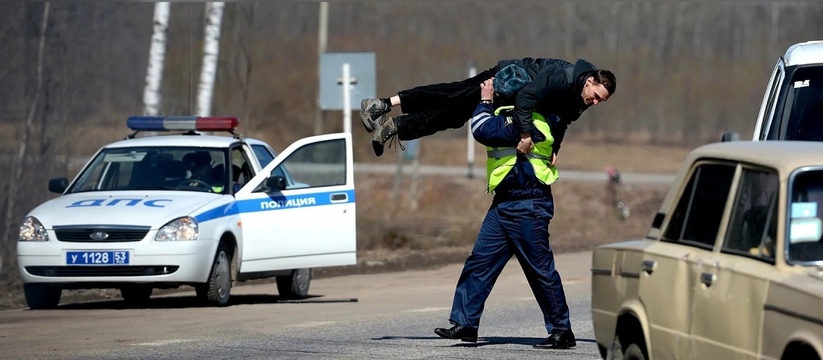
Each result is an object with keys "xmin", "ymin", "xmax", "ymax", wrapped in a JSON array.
[{"xmin": 496, "ymin": 58, "xmax": 597, "ymax": 155}]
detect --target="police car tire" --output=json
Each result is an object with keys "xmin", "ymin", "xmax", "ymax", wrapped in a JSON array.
[
  {"xmin": 23, "ymin": 283, "xmax": 61, "ymax": 310},
  {"xmin": 276, "ymin": 268, "xmax": 311, "ymax": 299},
  {"xmin": 198, "ymin": 242, "xmax": 232, "ymax": 306},
  {"xmin": 120, "ymin": 285, "xmax": 153, "ymax": 303}
]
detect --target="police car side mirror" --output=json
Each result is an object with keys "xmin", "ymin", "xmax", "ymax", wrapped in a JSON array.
[
  {"xmin": 48, "ymin": 177, "xmax": 69, "ymax": 194},
  {"xmin": 265, "ymin": 176, "xmax": 287, "ymax": 191}
]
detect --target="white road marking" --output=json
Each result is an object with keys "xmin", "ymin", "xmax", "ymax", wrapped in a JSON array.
[
  {"xmin": 403, "ymin": 307, "xmax": 449, "ymax": 313},
  {"xmin": 291, "ymin": 321, "xmax": 336, "ymax": 328},
  {"xmin": 131, "ymin": 339, "xmax": 193, "ymax": 346}
]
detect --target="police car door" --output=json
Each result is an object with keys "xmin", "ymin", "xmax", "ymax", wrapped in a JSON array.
[{"xmin": 234, "ymin": 133, "xmax": 356, "ymax": 273}]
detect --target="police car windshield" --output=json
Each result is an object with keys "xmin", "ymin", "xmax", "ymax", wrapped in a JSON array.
[
  {"xmin": 68, "ymin": 147, "xmax": 229, "ymax": 194},
  {"xmin": 779, "ymin": 67, "xmax": 823, "ymax": 141}
]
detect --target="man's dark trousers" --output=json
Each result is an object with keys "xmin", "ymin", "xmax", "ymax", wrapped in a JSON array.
[{"xmin": 448, "ymin": 195, "xmax": 571, "ymax": 334}]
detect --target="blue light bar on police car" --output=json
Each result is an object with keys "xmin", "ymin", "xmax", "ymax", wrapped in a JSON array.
[{"xmin": 126, "ymin": 116, "xmax": 239, "ymax": 132}]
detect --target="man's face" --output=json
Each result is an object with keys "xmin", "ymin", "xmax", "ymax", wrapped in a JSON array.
[{"xmin": 581, "ymin": 76, "xmax": 610, "ymax": 107}]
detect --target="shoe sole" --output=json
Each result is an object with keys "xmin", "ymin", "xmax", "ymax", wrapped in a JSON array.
[
  {"xmin": 433, "ymin": 329, "xmax": 477, "ymax": 343},
  {"xmin": 360, "ymin": 99, "xmax": 378, "ymax": 133}
]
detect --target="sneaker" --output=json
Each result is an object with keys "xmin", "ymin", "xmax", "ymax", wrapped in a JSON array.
[
  {"xmin": 371, "ymin": 116, "xmax": 398, "ymax": 157},
  {"xmin": 360, "ymin": 99, "xmax": 391, "ymax": 133}
]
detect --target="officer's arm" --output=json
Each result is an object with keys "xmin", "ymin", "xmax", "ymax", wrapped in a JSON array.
[
  {"xmin": 470, "ymin": 103, "xmax": 521, "ymax": 147},
  {"xmin": 551, "ymin": 120, "xmax": 568, "ymax": 155}
]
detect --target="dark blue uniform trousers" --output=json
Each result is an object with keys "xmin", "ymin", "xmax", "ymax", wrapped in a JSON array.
[{"xmin": 448, "ymin": 196, "xmax": 571, "ymax": 334}]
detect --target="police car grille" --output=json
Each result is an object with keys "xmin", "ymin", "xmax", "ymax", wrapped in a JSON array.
[
  {"xmin": 25, "ymin": 266, "xmax": 179, "ymax": 277},
  {"xmin": 54, "ymin": 226, "xmax": 150, "ymax": 242}
]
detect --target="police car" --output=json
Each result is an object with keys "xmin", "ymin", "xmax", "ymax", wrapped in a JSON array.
[{"xmin": 17, "ymin": 116, "xmax": 356, "ymax": 309}]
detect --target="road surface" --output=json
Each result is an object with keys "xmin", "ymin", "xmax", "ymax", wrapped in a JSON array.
[{"xmin": 0, "ymin": 251, "xmax": 602, "ymax": 359}]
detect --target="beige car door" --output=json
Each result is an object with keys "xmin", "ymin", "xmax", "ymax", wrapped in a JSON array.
[
  {"xmin": 689, "ymin": 167, "xmax": 778, "ymax": 359},
  {"xmin": 637, "ymin": 161, "xmax": 737, "ymax": 359}
]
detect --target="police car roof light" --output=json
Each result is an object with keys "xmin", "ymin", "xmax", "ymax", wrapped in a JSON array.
[{"xmin": 126, "ymin": 116, "xmax": 239, "ymax": 132}]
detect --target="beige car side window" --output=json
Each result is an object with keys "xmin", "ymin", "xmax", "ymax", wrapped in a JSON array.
[
  {"xmin": 722, "ymin": 169, "xmax": 778, "ymax": 261},
  {"xmin": 662, "ymin": 163, "xmax": 736, "ymax": 249}
]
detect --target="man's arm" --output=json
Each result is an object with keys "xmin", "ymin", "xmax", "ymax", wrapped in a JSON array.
[{"xmin": 470, "ymin": 102, "xmax": 521, "ymax": 147}]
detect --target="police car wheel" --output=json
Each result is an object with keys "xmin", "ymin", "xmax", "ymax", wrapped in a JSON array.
[
  {"xmin": 198, "ymin": 242, "xmax": 232, "ymax": 306},
  {"xmin": 276, "ymin": 268, "xmax": 311, "ymax": 299},
  {"xmin": 120, "ymin": 285, "xmax": 153, "ymax": 303},
  {"xmin": 23, "ymin": 283, "xmax": 61, "ymax": 310}
]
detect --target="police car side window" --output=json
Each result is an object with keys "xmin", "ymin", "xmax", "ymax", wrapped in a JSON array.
[
  {"xmin": 662, "ymin": 162, "xmax": 736, "ymax": 250},
  {"xmin": 272, "ymin": 139, "xmax": 346, "ymax": 189},
  {"xmin": 230, "ymin": 147, "xmax": 253, "ymax": 189},
  {"xmin": 251, "ymin": 145, "xmax": 275, "ymax": 168}
]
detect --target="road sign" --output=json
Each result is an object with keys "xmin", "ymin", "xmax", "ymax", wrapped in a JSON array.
[{"xmin": 319, "ymin": 52, "xmax": 376, "ymax": 111}]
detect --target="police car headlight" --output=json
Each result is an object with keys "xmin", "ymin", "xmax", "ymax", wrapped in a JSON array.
[
  {"xmin": 19, "ymin": 216, "xmax": 49, "ymax": 242},
  {"xmin": 155, "ymin": 217, "xmax": 199, "ymax": 241}
]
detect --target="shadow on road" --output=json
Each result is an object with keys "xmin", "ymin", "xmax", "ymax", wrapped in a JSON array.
[
  {"xmin": 372, "ymin": 335, "xmax": 596, "ymax": 347},
  {"xmin": 52, "ymin": 294, "xmax": 359, "ymax": 310}
]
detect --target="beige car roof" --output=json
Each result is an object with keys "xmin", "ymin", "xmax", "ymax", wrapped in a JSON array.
[
  {"xmin": 687, "ymin": 141, "xmax": 823, "ymax": 173},
  {"xmin": 647, "ymin": 141, "xmax": 823, "ymax": 240}
]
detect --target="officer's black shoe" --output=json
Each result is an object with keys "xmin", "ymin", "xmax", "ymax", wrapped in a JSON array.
[
  {"xmin": 533, "ymin": 330, "xmax": 576, "ymax": 349},
  {"xmin": 434, "ymin": 324, "xmax": 478, "ymax": 343}
]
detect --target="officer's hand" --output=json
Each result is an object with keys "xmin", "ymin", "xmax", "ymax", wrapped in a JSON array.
[
  {"xmin": 551, "ymin": 152, "xmax": 557, "ymax": 166},
  {"xmin": 517, "ymin": 134, "xmax": 534, "ymax": 154}
]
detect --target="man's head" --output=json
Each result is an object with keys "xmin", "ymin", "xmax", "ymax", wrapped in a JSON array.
[
  {"xmin": 183, "ymin": 151, "xmax": 213, "ymax": 180},
  {"xmin": 581, "ymin": 69, "xmax": 616, "ymax": 107}
]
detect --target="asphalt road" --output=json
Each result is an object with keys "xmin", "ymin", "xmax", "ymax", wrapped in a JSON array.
[{"xmin": 0, "ymin": 251, "xmax": 602, "ymax": 360}]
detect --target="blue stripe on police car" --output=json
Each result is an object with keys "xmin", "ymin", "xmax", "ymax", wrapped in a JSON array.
[{"xmin": 193, "ymin": 190, "xmax": 355, "ymax": 223}]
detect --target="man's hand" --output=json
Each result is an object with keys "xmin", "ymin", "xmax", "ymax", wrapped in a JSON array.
[
  {"xmin": 517, "ymin": 133, "xmax": 534, "ymax": 154},
  {"xmin": 550, "ymin": 152, "xmax": 557, "ymax": 166},
  {"xmin": 480, "ymin": 78, "xmax": 495, "ymax": 100}
]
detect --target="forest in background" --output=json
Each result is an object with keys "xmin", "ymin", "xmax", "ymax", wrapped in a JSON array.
[{"xmin": 1, "ymin": 1, "xmax": 822, "ymax": 276}]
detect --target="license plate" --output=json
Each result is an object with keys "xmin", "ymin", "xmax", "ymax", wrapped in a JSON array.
[{"xmin": 66, "ymin": 251, "xmax": 130, "ymax": 265}]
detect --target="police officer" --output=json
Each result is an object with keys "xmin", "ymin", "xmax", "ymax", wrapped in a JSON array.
[{"xmin": 433, "ymin": 78, "xmax": 575, "ymax": 349}]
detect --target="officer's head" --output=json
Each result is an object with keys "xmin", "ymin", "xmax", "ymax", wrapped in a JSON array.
[{"xmin": 494, "ymin": 64, "xmax": 532, "ymax": 97}]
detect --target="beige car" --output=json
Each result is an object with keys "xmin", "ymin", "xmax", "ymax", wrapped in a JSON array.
[{"xmin": 591, "ymin": 141, "xmax": 823, "ymax": 360}]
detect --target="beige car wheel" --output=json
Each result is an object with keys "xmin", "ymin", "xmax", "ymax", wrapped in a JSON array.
[{"xmin": 611, "ymin": 336, "xmax": 646, "ymax": 360}]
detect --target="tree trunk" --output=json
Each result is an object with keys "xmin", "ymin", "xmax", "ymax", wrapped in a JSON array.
[
  {"xmin": 3, "ymin": 2, "xmax": 50, "ymax": 271},
  {"xmin": 196, "ymin": 2, "xmax": 224, "ymax": 117},
  {"xmin": 143, "ymin": 2, "xmax": 170, "ymax": 117}
]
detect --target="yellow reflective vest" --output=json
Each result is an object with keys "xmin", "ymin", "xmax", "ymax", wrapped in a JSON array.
[{"xmin": 486, "ymin": 107, "xmax": 559, "ymax": 193}]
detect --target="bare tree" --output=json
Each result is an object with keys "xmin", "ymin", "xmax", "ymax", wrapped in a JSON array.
[{"xmin": 2, "ymin": 2, "xmax": 50, "ymax": 271}]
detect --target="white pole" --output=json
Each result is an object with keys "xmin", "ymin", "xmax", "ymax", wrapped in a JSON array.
[
  {"xmin": 314, "ymin": 2, "xmax": 328, "ymax": 135},
  {"xmin": 467, "ymin": 65, "xmax": 476, "ymax": 178},
  {"xmin": 197, "ymin": 2, "xmax": 224, "ymax": 117},
  {"xmin": 342, "ymin": 63, "xmax": 352, "ymax": 133},
  {"xmin": 143, "ymin": 2, "xmax": 170, "ymax": 117}
]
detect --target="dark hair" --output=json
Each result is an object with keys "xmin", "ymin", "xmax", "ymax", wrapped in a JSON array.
[{"xmin": 592, "ymin": 69, "xmax": 616, "ymax": 95}]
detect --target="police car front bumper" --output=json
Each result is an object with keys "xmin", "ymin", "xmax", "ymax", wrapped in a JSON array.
[{"xmin": 17, "ymin": 232, "xmax": 218, "ymax": 285}]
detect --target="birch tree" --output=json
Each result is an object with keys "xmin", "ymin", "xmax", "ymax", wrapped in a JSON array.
[
  {"xmin": 197, "ymin": 2, "xmax": 224, "ymax": 117},
  {"xmin": 143, "ymin": 2, "xmax": 170, "ymax": 117}
]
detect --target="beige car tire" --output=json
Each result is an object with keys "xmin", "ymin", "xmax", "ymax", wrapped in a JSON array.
[{"xmin": 610, "ymin": 336, "xmax": 647, "ymax": 360}]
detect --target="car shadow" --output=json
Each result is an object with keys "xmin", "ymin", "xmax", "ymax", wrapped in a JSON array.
[
  {"xmin": 371, "ymin": 335, "xmax": 596, "ymax": 347},
  {"xmin": 53, "ymin": 294, "xmax": 359, "ymax": 310}
]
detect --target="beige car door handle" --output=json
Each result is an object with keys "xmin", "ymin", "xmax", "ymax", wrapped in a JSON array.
[
  {"xmin": 641, "ymin": 260, "xmax": 657, "ymax": 274},
  {"xmin": 701, "ymin": 272, "xmax": 716, "ymax": 287}
]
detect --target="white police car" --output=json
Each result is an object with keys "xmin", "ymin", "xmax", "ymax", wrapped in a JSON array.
[{"xmin": 17, "ymin": 116, "xmax": 356, "ymax": 309}]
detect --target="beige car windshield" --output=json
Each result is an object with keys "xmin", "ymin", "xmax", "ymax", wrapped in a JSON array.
[{"xmin": 788, "ymin": 169, "xmax": 823, "ymax": 263}]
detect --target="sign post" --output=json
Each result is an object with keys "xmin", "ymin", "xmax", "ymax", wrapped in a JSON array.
[{"xmin": 319, "ymin": 52, "xmax": 375, "ymax": 133}]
